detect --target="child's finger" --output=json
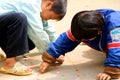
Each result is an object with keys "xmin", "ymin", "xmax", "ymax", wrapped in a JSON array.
[
  {"xmin": 97, "ymin": 73, "xmax": 111, "ymax": 80},
  {"xmin": 106, "ymin": 75, "xmax": 111, "ymax": 80},
  {"xmin": 97, "ymin": 73, "xmax": 102, "ymax": 80},
  {"xmin": 102, "ymin": 74, "xmax": 110, "ymax": 80}
]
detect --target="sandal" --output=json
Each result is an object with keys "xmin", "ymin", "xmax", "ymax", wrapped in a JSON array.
[
  {"xmin": 0, "ymin": 53, "xmax": 6, "ymax": 61},
  {"xmin": 0, "ymin": 62, "xmax": 33, "ymax": 76}
]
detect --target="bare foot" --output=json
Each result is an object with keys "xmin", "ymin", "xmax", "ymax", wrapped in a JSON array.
[
  {"xmin": 3, "ymin": 57, "xmax": 17, "ymax": 69},
  {"xmin": 0, "ymin": 57, "xmax": 32, "ymax": 75},
  {"xmin": 3, "ymin": 57, "xmax": 32, "ymax": 72}
]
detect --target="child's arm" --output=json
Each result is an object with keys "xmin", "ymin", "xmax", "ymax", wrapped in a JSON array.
[
  {"xmin": 101, "ymin": 10, "xmax": 120, "ymax": 79},
  {"xmin": 42, "ymin": 21, "xmax": 58, "ymax": 42},
  {"xmin": 104, "ymin": 27, "xmax": 120, "ymax": 79},
  {"xmin": 104, "ymin": 43, "xmax": 120, "ymax": 79},
  {"xmin": 20, "ymin": 1, "xmax": 53, "ymax": 53},
  {"xmin": 40, "ymin": 30, "xmax": 80, "ymax": 73},
  {"xmin": 46, "ymin": 30, "xmax": 80, "ymax": 58}
]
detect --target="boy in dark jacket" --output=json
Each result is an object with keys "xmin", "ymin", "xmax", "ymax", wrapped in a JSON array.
[{"xmin": 0, "ymin": 0, "xmax": 67, "ymax": 76}]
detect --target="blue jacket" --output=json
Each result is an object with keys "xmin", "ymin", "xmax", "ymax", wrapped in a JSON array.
[{"xmin": 47, "ymin": 9, "xmax": 120, "ymax": 68}]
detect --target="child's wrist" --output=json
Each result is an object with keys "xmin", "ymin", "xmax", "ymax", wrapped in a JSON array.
[
  {"xmin": 42, "ymin": 52, "xmax": 56, "ymax": 64},
  {"xmin": 104, "ymin": 66, "xmax": 120, "ymax": 79}
]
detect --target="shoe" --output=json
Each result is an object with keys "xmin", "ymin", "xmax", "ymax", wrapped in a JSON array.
[
  {"xmin": 0, "ymin": 53, "xmax": 6, "ymax": 61},
  {"xmin": 0, "ymin": 62, "xmax": 33, "ymax": 76},
  {"xmin": 22, "ymin": 54, "xmax": 29, "ymax": 58}
]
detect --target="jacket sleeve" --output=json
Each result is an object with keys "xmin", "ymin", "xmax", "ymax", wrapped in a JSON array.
[
  {"xmin": 105, "ymin": 27, "xmax": 120, "ymax": 68},
  {"xmin": 104, "ymin": 11, "xmax": 120, "ymax": 68},
  {"xmin": 42, "ymin": 21, "xmax": 58, "ymax": 42},
  {"xmin": 46, "ymin": 30, "xmax": 80, "ymax": 58}
]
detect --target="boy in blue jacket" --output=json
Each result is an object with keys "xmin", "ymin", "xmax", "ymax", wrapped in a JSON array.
[{"xmin": 40, "ymin": 9, "xmax": 120, "ymax": 80}]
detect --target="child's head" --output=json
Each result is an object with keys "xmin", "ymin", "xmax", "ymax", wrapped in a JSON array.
[
  {"xmin": 71, "ymin": 10, "xmax": 104, "ymax": 41},
  {"xmin": 41, "ymin": 0, "xmax": 67, "ymax": 20}
]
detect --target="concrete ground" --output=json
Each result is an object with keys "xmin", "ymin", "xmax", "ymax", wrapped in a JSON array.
[{"xmin": 0, "ymin": 0, "xmax": 120, "ymax": 80}]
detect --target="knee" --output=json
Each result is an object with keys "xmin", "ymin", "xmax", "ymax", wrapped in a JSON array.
[
  {"xmin": 14, "ymin": 13, "xmax": 27, "ymax": 22},
  {"xmin": 8, "ymin": 12, "xmax": 28, "ymax": 30},
  {"xmin": 13, "ymin": 13, "xmax": 28, "ymax": 28}
]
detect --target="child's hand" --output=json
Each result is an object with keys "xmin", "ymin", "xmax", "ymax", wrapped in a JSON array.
[
  {"xmin": 97, "ymin": 73, "xmax": 111, "ymax": 80},
  {"xmin": 39, "ymin": 52, "xmax": 65, "ymax": 73},
  {"xmin": 56, "ymin": 55, "xmax": 64, "ymax": 64},
  {"xmin": 39, "ymin": 61, "xmax": 50, "ymax": 73},
  {"xmin": 39, "ymin": 52, "xmax": 56, "ymax": 73}
]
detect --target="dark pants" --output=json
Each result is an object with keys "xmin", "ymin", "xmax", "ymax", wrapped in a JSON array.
[{"xmin": 0, "ymin": 12, "xmax": 35, "ymax": 58}]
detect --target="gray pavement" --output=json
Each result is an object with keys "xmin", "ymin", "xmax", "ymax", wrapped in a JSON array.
[{"xmin": 0, "ymin": 45, "xmax": 105, "ymax": 80}]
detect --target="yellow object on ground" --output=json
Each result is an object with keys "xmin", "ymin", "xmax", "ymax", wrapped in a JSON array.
[
  {"xmin": 0, "ymin": 62, "xmax": 33, "ymax": 76},
  {"xmin": 0, "ymin": 53, "xmax": 6, "ymax": 61}
]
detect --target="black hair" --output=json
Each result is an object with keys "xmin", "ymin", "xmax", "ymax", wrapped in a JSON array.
[
  {"xmin": 50, "ymin": 0, "xmax": 67, "ymax": 20},
  {"xmin": 71, "ymin": 10, "xmax": 104, "ymax": 41}
]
